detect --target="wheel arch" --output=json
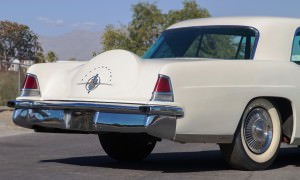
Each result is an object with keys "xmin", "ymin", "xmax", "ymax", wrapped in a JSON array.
[{"xmin": 234, "ymin": 96, "xmax": 294, "ymax": 143}]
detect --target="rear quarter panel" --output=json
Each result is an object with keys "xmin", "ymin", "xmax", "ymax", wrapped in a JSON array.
[{"xmin": 160, "ymin": 60, "xmax": 300, "ymax": 142}]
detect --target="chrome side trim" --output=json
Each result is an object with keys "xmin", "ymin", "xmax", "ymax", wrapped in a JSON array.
[
  {"xmin": 9, "ymin": 100, "xmax": 184, "ymax": 117},
  {"xmin": 175, "ymin": 134, "xmax": 233, "ymax": 143}
]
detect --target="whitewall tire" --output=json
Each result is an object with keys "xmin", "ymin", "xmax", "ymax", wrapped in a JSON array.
[{"xmin": 220, "ymin": 98, "xmax": 281, "ymax": 170}]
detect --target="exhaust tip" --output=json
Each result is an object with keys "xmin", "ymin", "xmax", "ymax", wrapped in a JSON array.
[
  {"xmin": 7, "ymin": 100, "xmax": 16, "ymax": 108},
  {"xmin": 139, "ymin": 106, "xmax": 151, "ymax": 113}
]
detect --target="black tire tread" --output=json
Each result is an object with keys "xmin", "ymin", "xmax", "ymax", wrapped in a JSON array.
[{"xmin": 99, "ymin": 133, "xmax": 156, "ymax": 161}]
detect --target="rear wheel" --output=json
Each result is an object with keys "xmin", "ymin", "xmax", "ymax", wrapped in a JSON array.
[
  {"xmin": 98, "ymin": 133, "xmax": 156, "ymax": 161},
  {"xmin": 220, "ymin": 98, "xmax": 281, "ymax": 170}
]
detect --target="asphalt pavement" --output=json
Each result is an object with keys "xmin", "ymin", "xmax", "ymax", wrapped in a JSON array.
[
  {"xmin": 1, "ymin": 133, "xmax": 300, "ymax": 180},
  {"xmin": 0, "ymin": 111, "xmax": 32, "ymax": 137},
  {"xmin": 1, "ymin": 109, "xmax": 300, "ymax": 179}
]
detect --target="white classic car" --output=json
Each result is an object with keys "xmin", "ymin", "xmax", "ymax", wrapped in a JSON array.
[{"xmin": 8, "ymin": 17, "xmax": 300, "ymax": 170}]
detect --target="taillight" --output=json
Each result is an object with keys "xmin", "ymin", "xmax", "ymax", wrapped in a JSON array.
[
  {"xmin": 23, "ymin": 75, "xmax": 38, "ymax": 89},
  {"xmin": 20, "ymin": 74, "xmax": 40, "ymax": 97},
  {"xmin": 151, "ymin": 75, "xmax": 174, "ymax": 102}
]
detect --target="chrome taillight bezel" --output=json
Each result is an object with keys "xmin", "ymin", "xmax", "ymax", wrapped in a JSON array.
[
  {"xmin": 151, "ymin": 74, "xmax": 174, "ymax": 102},
  {"xmin": 20, "ymin": 74, "xmax": 41, "ymax": 97}
]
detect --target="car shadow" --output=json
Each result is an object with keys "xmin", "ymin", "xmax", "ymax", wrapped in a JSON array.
[{"xmin": 40, "ymin": 147, "xmax": 300, "ymax": 173}]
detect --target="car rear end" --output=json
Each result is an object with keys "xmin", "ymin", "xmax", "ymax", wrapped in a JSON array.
[{"xmin": 8, "ymin": 51, "xmax": 184, "ymax": 140}]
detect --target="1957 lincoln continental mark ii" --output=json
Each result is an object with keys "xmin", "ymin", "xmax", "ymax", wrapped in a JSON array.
[{"xmin": 7, "ymin": 17, "xmax": 300, "ymax": 170}]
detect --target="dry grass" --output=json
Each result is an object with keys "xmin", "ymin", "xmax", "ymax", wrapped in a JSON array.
[
  {"xmin": 0, "ymin": 70, "xmax": 32, "ymax": 136},
  {"xmin": 0, "ymin": 70, "xmax": 26, "ymax": 106}
]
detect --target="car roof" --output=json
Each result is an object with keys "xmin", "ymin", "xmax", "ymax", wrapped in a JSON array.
[
  {"xmin": 168, "ymin": 17, "xmax": 300, "ymax": 61},
  {"xmin": 168, "ymin": 17, "xmax": 300, "ymax": 30}
]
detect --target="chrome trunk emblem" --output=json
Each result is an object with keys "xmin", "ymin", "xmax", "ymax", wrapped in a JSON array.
[
  {"xmin": 78, "ymin": 66, "xmax": 112, "ymax": 93},
  {"xmin": 86, "ymin": 74, "xmax": 100, "ymax": 93}
]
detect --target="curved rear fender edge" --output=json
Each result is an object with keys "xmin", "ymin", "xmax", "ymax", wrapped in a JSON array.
[
  {"xmin": 242, "ymin": 96, "xmax": 297, "ymax": 145},
  {"xmin": 290, "ymin": 101, "xmax": 297, "ymax": 144},
  {"xmin": 174, "ymin": 134, "xmax": 233, "ymax": 143}
]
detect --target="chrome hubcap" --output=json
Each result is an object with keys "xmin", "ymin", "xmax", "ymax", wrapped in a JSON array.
[{"xmin": 243, "ymin": 107, "xmax": 273, "ymax": 154}]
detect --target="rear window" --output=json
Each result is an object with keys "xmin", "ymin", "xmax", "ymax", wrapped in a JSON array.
[
  {"xmin": 291, "ymin": 30, "xmax": 300, "ymax": 62},
  {"xmin": 143, "ymin": 26, "xmax": 258, "ymax": 60}
]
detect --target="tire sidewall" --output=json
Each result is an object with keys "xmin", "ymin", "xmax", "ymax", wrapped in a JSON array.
[{"xmin": 240, "ymin": 99, "xmax": 281, "ymax": 164}]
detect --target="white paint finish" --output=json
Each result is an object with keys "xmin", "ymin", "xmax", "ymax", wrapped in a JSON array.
[
  {"xmin": 20, "ymin": 50, "xmax": 181, "ymax": 104},
  {"xmin": 25, "ymin": 61, "xmax": 85, "ymax": 100},
  {"xmin": 160, "ymin": 60, "xmax": 300, "ymax": 142},
  {"xmin": 18, "ymin": 17, "xmax": 300, "ymax": 144}
]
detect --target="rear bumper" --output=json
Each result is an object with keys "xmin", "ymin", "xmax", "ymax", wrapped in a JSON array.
[{"xmin": 8, "ymin": 100, "xmax": 183, "ymax": 140}]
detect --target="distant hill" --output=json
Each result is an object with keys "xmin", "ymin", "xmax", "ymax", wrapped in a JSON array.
[{"xmin": 39, "ymin": 31, "xmax": 102, "ymax": 61}]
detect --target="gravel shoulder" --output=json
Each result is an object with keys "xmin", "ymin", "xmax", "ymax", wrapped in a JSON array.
[{"xmin": 0, "ymin": 110, "xmax": 33, "ymax": 137}]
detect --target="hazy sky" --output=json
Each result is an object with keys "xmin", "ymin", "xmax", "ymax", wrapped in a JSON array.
[{"xmin": 1, "ymin": 0, "xmax": 300, "ymax": 36}]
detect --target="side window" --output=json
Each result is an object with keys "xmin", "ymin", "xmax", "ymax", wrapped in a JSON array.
[
  {"xmin": 184, "ymin": 34, "xmax": 255, "ymax": 59},
  {"xmin": 291, "ymin": 31, "xmax": 300, "ymax": 62}
]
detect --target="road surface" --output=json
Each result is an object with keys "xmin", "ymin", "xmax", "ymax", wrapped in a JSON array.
[{"xmin": 1, "ymin": 133, "xmax": 300, "ymax": 179}]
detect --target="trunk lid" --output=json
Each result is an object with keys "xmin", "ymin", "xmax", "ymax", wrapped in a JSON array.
[
  {"xmin": 66, "ymin": 50, "xmax": 175, "ymax": 103},
  {"xmin": 30, "ymin": 50, "xmax": 194, "ymax": 104}
]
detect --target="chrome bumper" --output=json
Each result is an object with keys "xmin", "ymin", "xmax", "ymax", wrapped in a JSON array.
[{"xmin": 8, "ymin": 100, "xmax": 183, "ymax": 140}]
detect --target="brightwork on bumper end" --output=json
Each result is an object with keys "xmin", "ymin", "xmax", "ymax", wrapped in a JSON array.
[{"xmin": 9, "ymin": 100, "xmax": 183, "ymax": 140}]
